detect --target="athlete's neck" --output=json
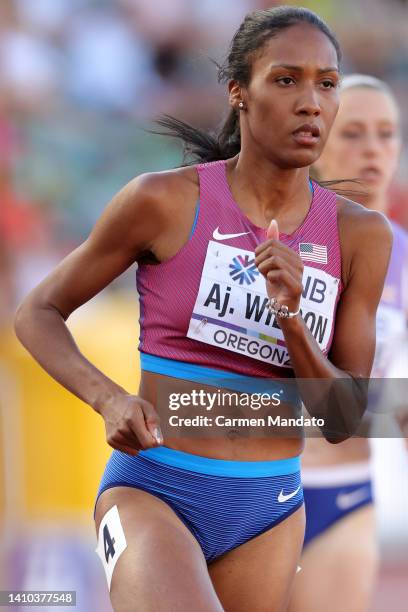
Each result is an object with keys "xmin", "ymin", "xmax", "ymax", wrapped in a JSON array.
[{"xmin": 226, "ymin": 153, "xmax": 312, "ymax": 231}]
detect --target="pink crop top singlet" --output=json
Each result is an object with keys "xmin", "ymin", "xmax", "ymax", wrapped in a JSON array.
[{"xmin": 136, "ymin": 159, "xmax": 343, "ymax": 380}]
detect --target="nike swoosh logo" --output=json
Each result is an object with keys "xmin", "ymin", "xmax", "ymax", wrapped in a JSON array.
[
  {"xmin": 278, "ymin": 485, "xmax": 301, "ymax": 503},
  {"xmin": 213, "ymin": 227, "xmax": 250, "ymax": 240},
  {"xmin": 336, "ymin": 487, "xmax": 371, "ymax": 510}
]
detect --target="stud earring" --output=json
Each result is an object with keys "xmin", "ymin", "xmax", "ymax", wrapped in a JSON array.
[{"xmin": 238, "ymin": 101, "xmax": 244, "ymax": 109}]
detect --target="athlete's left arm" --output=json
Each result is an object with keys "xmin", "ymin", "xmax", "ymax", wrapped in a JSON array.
[
  {"xmin": 256, "ymin": 208, "xmax": 393, "ymax": 441},
  {"xmin": 297, "ymin": 210, "xmax": 391, "ymax": 440},
  {"xmin": 308, "ymin": 209, "xmax": 393, "ymax": 374}
]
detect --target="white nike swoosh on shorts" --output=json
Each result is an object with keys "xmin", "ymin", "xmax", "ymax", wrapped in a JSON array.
[
  {"xmin": 278, "ymin": 485, "xmax": 301, "ymax": 503},
  {"xmin": 336, "ymin": 487, "xmax": 371, "ymax": 510},
  {"xmin": 212, "ymin": 227, "xmax": 250, "ymax": 240}
]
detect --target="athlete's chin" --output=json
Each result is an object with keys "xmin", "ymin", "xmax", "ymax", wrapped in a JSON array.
[{"xmin": 277, "ymin": 149, "xmax": 322, "ymax": 170}]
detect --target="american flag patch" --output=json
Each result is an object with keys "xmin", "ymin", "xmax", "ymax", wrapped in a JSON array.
[{"xmin": 299, "ymin": 243, "xmax": 328, "ymax": 264}]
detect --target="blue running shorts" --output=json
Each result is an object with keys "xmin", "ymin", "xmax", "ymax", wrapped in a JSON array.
[{"xmin": 95, "ymin": 446, "xmax": 303, "ymax": 563}]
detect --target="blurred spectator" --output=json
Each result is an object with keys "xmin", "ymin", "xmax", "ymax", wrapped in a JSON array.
[
  {"xmin": 64, "ymin": 7, "xmax": 154, "ymax": 114},
  {"xmin": 0, "ymin": 114, "xmax": 61, "ymax": 314},
  {"xmin": 0, "ymin": 24, "xmax": 62, "ymax": 113},
  {"xmin": 15, "ymin": 0, "xmax": 80, "ymax": 35},
  {"xmin": 122, "ymin": 0, "xmax": 195, "ymax": 46}
]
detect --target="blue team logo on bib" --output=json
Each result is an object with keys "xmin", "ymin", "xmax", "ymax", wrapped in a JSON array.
[{"xmin": 229, "ymin": 254, "xmax": 260, "ymax": 285}]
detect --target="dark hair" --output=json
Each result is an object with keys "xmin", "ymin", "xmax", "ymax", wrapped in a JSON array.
[{"xmin": 152, "ymin": 6, "xmax": 341, "ymax": 165}]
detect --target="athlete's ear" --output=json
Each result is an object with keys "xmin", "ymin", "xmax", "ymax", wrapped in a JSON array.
[{"xmin": 228, "ymin": 80, "xmax": 245, "ymax": 112}]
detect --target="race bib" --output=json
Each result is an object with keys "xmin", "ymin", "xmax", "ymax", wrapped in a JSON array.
[
  {"xmin": 187, "ymin": 241, "xmax": 340, "ymax": 369},
  {"xmin": 95, "ymin": 505, "xmax": 127, "ymax": 590}
]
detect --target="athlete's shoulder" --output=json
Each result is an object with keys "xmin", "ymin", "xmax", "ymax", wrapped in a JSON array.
[
  {"xmin": 87, "ymin": 166, "xmax": 200, "ymax": 261},
  {"xmin": 335, "ymin": 195, "xmax": 393, "ymax": 287},
  {"xmin": 130, "ymin": 165, "xmax": 199, "ymax": 208},
  {"xmin": 336, "ymin": 194, "xmax": 392, "ymax": 243},
  {"xmin": 133, "ymin": 166, "xmax": 198, "ymax": 197}
]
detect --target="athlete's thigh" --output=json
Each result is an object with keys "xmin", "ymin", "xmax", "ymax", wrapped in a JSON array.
[
  {"xmin": 208, "ymin": 505, "xmax": 305, "ymax": 612},
  {"xmin": 289, "ymin": 504, "xmax": 379, "ymax": 612},
  {"xmin": 95, "ymin": 486, "xmax": 224, "ymax": 612}
]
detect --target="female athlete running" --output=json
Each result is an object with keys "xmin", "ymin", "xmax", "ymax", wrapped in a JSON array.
[
  {"xmin": 289, "ymin": 75, "xmax": 407, "ymax": 612},
  {"xmin": 14, "ymin": 8, "xmax": 392, "ymax": 612}
]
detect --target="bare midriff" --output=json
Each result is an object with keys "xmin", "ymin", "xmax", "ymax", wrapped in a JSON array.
[
  {"xmin": 301, "ymin": 437, "xmax": 370, "ymax": 468},
  {"xmin": 140, "ymin": 370, "xmax": 304, "ymax": 461}
]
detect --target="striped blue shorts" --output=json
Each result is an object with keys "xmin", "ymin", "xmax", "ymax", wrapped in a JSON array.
[
  {"xmin": 95, "ymin": 446, "xmax": 303, "ymax": 563},
  {"xmin": 303, "ymin": 480, "xmax": 373, "ymax": 546}
]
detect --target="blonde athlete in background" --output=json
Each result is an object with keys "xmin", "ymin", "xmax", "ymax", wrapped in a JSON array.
[{"xmin": 289, "ymin": 75, "xmax": 408, "ymax": 612}]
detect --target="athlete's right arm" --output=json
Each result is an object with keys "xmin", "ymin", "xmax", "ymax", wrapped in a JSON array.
[{"xmin": 14, "ymin": 172, "xmax": 191, "ymax": 454}]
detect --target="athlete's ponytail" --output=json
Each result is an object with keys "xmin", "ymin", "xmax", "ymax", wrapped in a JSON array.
[
  {"xmin": 151, "ymin": 108, "xmax": 241, "ymax": 164},
  {"xmin": 150, "ymin": 6, "xmax": 341, "ymax": 165}
]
